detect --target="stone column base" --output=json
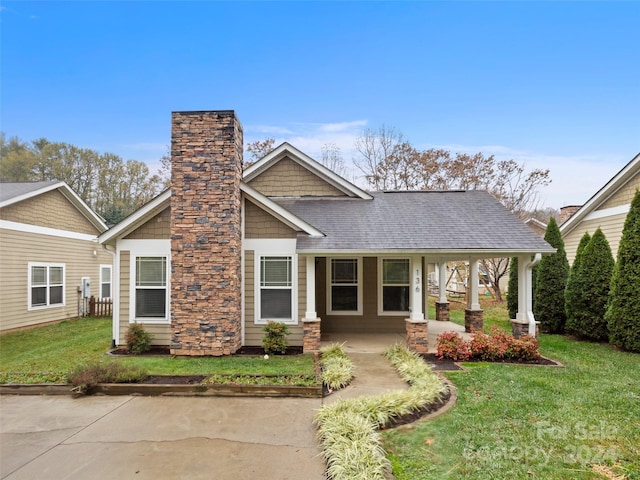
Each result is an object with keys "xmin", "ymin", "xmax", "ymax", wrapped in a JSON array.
[
  {"xmin": 303, "ymin": 318, "xmax": 321, "ymax": 353},
  {"xmin": 511, "ymin": 320, "xmax": 540, "ymax": 339},
  {"xmin": 405, "ymin": 319, "xmax": 429, "ymax": 354},
  {"xmin": 435, "ymin": 302, "xmax": 450, "ymax": 321},
  {"xmin": 464, "ymin": 309, "xmax": 484, "ymax": 333}
]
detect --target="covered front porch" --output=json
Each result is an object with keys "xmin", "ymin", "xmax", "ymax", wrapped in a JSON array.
[{"xmin": 320, "ymin": 319, "xmax": 470, "ymax": 354}]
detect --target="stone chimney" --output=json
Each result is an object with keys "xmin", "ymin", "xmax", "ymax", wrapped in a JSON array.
[
  {"xmin": 170, "ymin": 111, "xmax": 243, "ymax": 356},
  {"xmin": 559, "ymin": 205, "xmax": 581, "ymax": 224}
]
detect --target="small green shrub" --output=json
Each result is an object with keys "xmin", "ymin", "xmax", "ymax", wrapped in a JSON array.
[
  {"xmin": 68, "ymin": 362, "xmax": 148, "ymax": 395},
  {"xmin": 262, "ymin": 321, "xmax": 289, "ymax": 355},
  {"xmin": 125, "ymin": 323, "xmax": 153, "ymax": 355}
]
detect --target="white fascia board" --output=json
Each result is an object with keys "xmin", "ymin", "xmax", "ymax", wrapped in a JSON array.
[
  {"xmin": 0, "ymin": 219, "xmax": 99, "ymax": 242},
  {"xmin": 99, "ymin": 190, "xmax": 171, "ymax": 244},
  {"xmin": 583, "ymin": 204, "xmax": 631, "ymax": 221},
  {"xmin": 240, "ymin": 183, "xmax": 325, "ymax": 237},
  {"xmin": 561, "ymin": 152, "xmax": 640, "ymax": 235},
  {"xmin": 243, "ymin": 142, "xmax": 372, "ymax": 200}
]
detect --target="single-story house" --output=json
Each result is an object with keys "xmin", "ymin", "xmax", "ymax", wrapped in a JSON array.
[
  {"xmin": 98, "ymin": 110, "xmax": 554, "ymax": 355},
  {"xmin": 0, "ymin": 181, "xmax": 111, "ymax": 332},
  {"xmin": 561, "ymin": 152, "xmax": 640, "ymax": 264}
]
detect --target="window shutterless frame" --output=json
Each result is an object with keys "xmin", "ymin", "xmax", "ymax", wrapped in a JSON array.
[
  {"xmin": 27, "ymin": 262, "xmax": 65, "ymax": 310},
  {"xmin": 327, "ymin": 257, "xmax": 363, "ymax": 315},
  {"xmin": 378, "ymin": 258, "xmax": 411, "ymax": 315}
]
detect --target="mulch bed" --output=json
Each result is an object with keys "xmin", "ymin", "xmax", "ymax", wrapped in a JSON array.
[
  {"xmin": 381, "ymin": 388, "xmax": 452, "ymax": 429},
  {"xmin": 109, "ymin": 346, "xmax": 171, "ymax": 356},
  {"xmin": 109, "ymin": 346, "xmax": 304, "ymax": 356},
  {"xmin": 236, "ymin": 346, "xmax": 303, "ymax": 356},
  {"xmin": 420, "ymin": 353, "xmax": 560, "ymax": 368}
]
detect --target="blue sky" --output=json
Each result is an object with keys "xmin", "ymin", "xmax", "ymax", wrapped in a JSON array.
[{"xmin": 2, "ymin": 1, "xmax": 638, "ymax": 209}]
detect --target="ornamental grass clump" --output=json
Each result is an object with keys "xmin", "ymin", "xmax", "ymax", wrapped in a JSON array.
[
  {"xmin": 320, "ymin": 343, "xmax": 354, "ymax": 391},
  {"xmin": 68, "ymin": 362, "xmax": 149, "ymax": 395},
  {"xmin": 315, "ymin": 344, "xmax": 448, "ymax": 480}
]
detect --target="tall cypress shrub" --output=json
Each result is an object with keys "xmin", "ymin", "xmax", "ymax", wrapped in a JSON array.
[
  {"xmin": 567, "ymin": 229, "xmax": 614, "ymax": 340},
  {"xmin": 534, "ymin": 217, "xmax": 570, "ymax": 333},
  {"xmin": 565, "ymin": 232, "xmax": 591, "ymax": 336},
  {"xmin": 606, "ymin": 189, "xmax": 640, "ymax": 352},
  {"xmin": 507, "ymin": 257, "xmax": 518, "ymax": 319}
]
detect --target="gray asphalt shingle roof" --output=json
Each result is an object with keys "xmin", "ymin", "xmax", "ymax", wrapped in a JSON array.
[
  {"xmin": 275, "ymin": 190, "xmax": 555, "ymax": 253},
  {"xmin": 0, "ymin": 181, "xmax": 60, "ymax": 204}
]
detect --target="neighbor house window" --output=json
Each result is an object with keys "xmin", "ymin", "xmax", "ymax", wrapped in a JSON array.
[
  {"xmin": 328, "ymin": 258, "xmax": 362, "ymax": 314},
  {"xmin": 135, "ymin": 256, "xmax": 167, "ymax": 319},
  {"xmin": 28, "ymin": 263, "xmax": 65, "ymax": 309},
  {"xmin": 100, "ymin": 265, "xmax": 112, "ymax": 299},
  {"xmin": 380, "ymin": 258, "xmax": 410, "ymax": 314},
  {"xmin": 259, "ymin": 256, "xmax": 293, "ymax": 323}
]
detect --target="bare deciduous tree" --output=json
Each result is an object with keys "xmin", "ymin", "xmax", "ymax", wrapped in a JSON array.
[{"xmin": 245, "ymin": 137, "xmax": 276, "ymax": 165}]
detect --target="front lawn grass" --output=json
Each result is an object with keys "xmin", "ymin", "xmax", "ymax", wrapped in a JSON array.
[
  {"xmin": 0, "ymin": 317, "xmax": 315, "ymax": 384},
  {"xmin": 383, "ymin": 334, "xmax": 640, "ymax": 479}
]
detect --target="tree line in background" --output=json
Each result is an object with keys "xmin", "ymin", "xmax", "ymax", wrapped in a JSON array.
[
  {"xmin": 248, "ymin": 126, "xmax": 553, "ymax": 302},
  {"xmin": 0, "ymin": 133, "xmax": 169, "ymax": 225},
  {"xmin": 507, "ymin": 189, "xmax": 640, "ymax": 353}
]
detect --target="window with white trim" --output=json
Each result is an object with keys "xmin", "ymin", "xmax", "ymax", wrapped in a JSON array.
[
  {"xmin": 380, "ymin": 258, "xmax": 410, "ymax": 314},
  {"xmin": 28, "ymin": 263, "xmax": 65, "ymax": 309},
  {"xmin": 259, "ymin": 256, "xmax": 294, "ymax": 323},
  {"xmin": 328, "ymin": 258, "xmax": 362, "ymax": 314},
  {"xmin": 134, "ymin": 256, "xmax": 167, "ymax": 320},
  {"xmin": 100, "ymin": 265, "xmax": 112, "ymax": 299}
]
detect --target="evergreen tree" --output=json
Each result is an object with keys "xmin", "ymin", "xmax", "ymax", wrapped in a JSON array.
[
  {"xmin": 507, "ymin": 257, "xmax": 519, "ymax": 319},
  {"xmin": 534, "ymin": 217, "xmax": 570, "ymax": 333},
  {"xmin": 565, "ymin": 232, "xmax": 591, "ymax": 335},
  {"xmin": 567, "ymin": 230, "xmax": 614, "ymax": 340},
  {"xmin": 606, "ymin": 190, "xmax": 640, "ymax": 352}
]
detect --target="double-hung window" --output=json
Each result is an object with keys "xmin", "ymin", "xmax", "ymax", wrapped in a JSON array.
[
  {"xmin": 100, "ymin": 265, "xmax": 112, "ymax": 299},
  {"xmin": 28, "ymin": 263, "xmax": 65, "ymax": 309},
  {"xmin": 259, "ymin": 256, "xmax": 293, "ymax": 323},
  {"xmin": 135, "ymin": 256, "xmax": 167, "ymax": 320},
  {"xmin": 380, "ymin": 258, "xmax": 410, "ymax": 314},
  {"xmin": 328, "ymin": 258, "xmax": 361, "ymax": 314}
]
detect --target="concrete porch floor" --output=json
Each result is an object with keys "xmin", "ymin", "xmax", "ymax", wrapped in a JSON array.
[{"xmin": 320, "ymin": 320, "xmax": 471, "ymax": 354}]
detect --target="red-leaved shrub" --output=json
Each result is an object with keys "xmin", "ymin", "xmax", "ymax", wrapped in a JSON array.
[
  {"xmin": 436, "ymin": 328, "xmax": 540, "ymax": 362},
  {"xmin": 436, "ymin": 331, "xmax": 471, "ymax": 361}
]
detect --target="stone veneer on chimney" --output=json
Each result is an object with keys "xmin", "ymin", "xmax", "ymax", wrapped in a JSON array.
[{"xmin": 170, "ymin": 111, "xmax": 243, "ymax": 356}]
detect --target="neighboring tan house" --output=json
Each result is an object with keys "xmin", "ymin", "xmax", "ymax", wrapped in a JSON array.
[
  {"xmin": 561, "ymin": 153, "xmax": 640, "ymax": 265},
  {"xmin": 98, "ymin": 110, "xmax": 554, "ymax": 356},
  {"xmin": 0, "ymin": 181, "xmax": 110, "ymax": 332}
]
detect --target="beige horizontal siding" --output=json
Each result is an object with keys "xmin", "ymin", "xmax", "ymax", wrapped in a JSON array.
[
  {"xmin": 244, "ymin": 200, "xmax": 297, "ymax": 239},
  {"xmin": 124, "ymin": 207, "xmax": 170, "ymax": 239},
  {"xmin": 0, "ymin": 228, "xmax": 112, "ymax": 331},
  {"xmin": 117, "ymin": 250, "xmax": 171, "ymax": 346},
  {"xmin": 243, "ymin": 249, "xmax": 303, "ymax": 347},
  {"xmin": 247, "ymin": 156, "xmax": 345, "ymax": 197},
  {"xmin": 563, "ymin": 213, "xmax": 627, "ymax": 265},
  {"xmin": 0, "ymin": 189, "xmax": 99, "ymax": 235}
]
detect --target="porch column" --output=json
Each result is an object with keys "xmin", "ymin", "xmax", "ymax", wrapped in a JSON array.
[
  {"xmin": 436, "ymin": 261, "xmax": 450, "ymax": 321},
  {"xmin": 410, "ymin": 255, "xmax": 424, "ymax": 320},
  {"xmin": 512, "ymin": 253, "xmax": 541, "ymax": 338},
  {"xmin": 305, "ymin": 255, "xmax": 317, "ymax": 320},
  {"xmin": 465, "ymin": 258, "xmax": 483, "ymax": 333},
  {"xmin": 303, "ymin": 255, "xmax": 321, "ymax": 352}
]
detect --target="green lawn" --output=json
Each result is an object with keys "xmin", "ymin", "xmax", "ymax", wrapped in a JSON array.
[
  {"xmin": 0, "ymin": 317, "xmax": 315, "ymax": 384},
  {"xmin": 383, "ymin": 334, "xmax": 640, "ymax": 479}
]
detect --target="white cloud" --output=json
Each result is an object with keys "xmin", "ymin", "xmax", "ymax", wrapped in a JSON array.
[{"xmin": 317, "ymin": 120, "xmax": 368, "ymax": 133}]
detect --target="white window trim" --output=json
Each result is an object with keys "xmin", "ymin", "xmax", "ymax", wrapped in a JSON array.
[
  {"xmin": 27, "ymin": 262, "xmax": 65, "ymax": 310},
  {"xmin": 254, "ymin": 252, "xmax": 298, "ymax": 326},
  {"xmin": 326, "ymin": 257, "xmax": 363, "ymax": 316},
  {"xmin": 123, "ymin": 240, "xmax": 171, "ymax": 325},
  {"xmin": 99, "ymin": 264, "xmax": 112, "ymax": 299},
  {"xmin": 377, "ymin": 257, "xmax": 411, "ymax": 316}
]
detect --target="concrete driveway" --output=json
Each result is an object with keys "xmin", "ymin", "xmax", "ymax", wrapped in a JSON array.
[{"xmin": 0, "ymin": 395, "xmax": 326, "ymax": 480}]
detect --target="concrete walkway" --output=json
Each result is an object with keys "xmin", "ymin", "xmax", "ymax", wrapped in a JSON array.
[{"xmin": 0, "ymin": 395, "xmax": 326, "ymax": 480}]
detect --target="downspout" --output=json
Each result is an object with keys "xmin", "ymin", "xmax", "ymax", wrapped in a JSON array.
[
  {"xmin": 102, "ymin": 244, "xmax": 117, "ymax": 348},
  {"xmin": 525, "ymin": 253, "xmax": 542, "ymax": 336}
]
